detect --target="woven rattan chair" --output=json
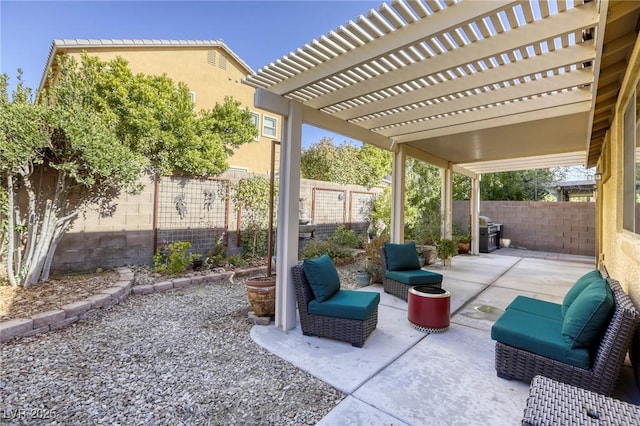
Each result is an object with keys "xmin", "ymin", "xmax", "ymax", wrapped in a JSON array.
[
  {"xmin": 380, "ymin": 247, "xmax": 442, "ymax": 301},
  {"xmin": 495, "ymin": 277, "xmax": 640, "ymax": 396},
  {"xmin": 291, "ymin": 264, "xmax": 378, "ymax": 348},
  {"xmin": 522, "ymin": 375, "xmax": 640, "ymax": 425}
]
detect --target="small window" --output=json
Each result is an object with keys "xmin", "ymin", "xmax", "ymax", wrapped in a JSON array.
[
  {"xmin": 207, "ymin": 50, "xmax": 216, "ymax": 66},
  {"xmin": 188, "ymin": 91, "xmax": 196, "ymax": 105},
  {"xmin": 263, "ymin": 115, "xmax": 277, "ymax": 138},
  {"xmin": 219, "ymin": 55, "xmax": 227, "ymax": 70},
  {"xmin": 251, "ymin": 113, "xmax": 260, "ymax": 141}
]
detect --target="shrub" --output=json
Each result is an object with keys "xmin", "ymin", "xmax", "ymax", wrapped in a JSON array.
[
  {"xmin": 226, "ymin": 254, "xmax": 245, "ymax": 268},
  {"xmin": 204, "ymin": 242, "xmax": 226, "ymax": 267},
  {"xmin": 362, "ymin": 234, "xmax": 388, "ymax": 266},
  {"xmin": 328, "ymin": 225, "xmax": 362, "ymax": 249},
  {"xmin": 299, "ymin": 239, "xmax": 354, "ymax": 264},
  {"xmin": 153, "ymin": 241, "xmax": 192, "ymax": 274}
]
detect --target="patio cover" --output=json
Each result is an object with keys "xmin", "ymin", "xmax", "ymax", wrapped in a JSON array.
[{"xmin": 242, "ymin": 0, "xmax": 637, "ymax": 330}]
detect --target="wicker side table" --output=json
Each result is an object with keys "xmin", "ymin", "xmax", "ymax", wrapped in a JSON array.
[{"xmin": 522, "ymin": 375, "xmax": 640, "ymax": 425}]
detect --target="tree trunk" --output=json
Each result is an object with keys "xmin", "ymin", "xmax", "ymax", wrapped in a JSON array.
[{"xmin": 5, "ymin": 174, "xmax": 17, "ymax": 287}]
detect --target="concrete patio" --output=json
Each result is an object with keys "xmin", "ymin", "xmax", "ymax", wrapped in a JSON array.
[{"xmin": 251, "ymin": 250, "xmax": 640, "ymax": 425}]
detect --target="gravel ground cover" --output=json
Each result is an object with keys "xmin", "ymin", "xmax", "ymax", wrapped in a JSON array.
[{"xmin": 0, "ymin": 258, "xmax": 370, "ymax": 425}]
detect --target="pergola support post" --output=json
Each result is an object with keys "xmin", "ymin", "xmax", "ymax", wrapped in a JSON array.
[
  {"xmin": 441, "ymin": 165, "xmax": 453, "ymax": 240},
  {"xmin": 470, "ymin": 175, "xmax": 481, "ymax": 255},
  {"xmin": 274, "ymin": 100, "xmax": 302, "ymax": 331},
  {"xmin": 390, "ymin": 144, "xmax": 406, "ymax": 243}
]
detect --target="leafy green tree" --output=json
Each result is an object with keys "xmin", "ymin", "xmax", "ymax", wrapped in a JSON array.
[
  {"xmin": 0, "ymin": 54, "xmax": 257, "ymax": 287},
  {"xmin": 230, "ymin": 176, "xmax": 274, "ymax": 259},
  {"xmin": 479, "ymin": 169, "xmax": 558, "ymax": 201},
  {"xmin": 301, "ymin": 137, "xmax": 391, "ymax": 187}
]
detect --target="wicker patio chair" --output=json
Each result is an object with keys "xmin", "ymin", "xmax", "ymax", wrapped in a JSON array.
[
  {"xmin": 495, "ymin": 277, "xmax": 640, "ymax": 396},
  {"xmin": 522, "ymin": 375, "xmax": 640, "ymax": 425},
  {"xmin": 381, "ymin": 246, "xmax": 442, "ymax": 301},
  {"xmin": 291, "ymin": 264, "xmax": 378, "ymax": 348}
]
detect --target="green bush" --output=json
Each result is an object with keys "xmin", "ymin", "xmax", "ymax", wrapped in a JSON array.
[
  {"xmin": 226, "ymin": 254, "xmax": 245, "ymax": 268},
  {"xmin": 328, "ymin": 225, "xmax": 362, "ymax": 249},
  {"xmin": 204, "ymin": 242, "xmax": 226, "ymax": 267},
  {"xmin": 153, "ymin": 241, "xmax": 192, "ymax": 274},
  {"xmin": 299, "ymin": 239, "xmax": 354, "ymax": 264}
]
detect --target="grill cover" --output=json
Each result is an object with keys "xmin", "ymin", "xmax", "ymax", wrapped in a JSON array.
[{"xmin": 479, "ymin": 215, "xmax": 494, "ymax": 227}]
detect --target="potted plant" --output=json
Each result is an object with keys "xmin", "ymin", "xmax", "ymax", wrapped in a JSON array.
[
  {"xmin": 355, "ymin": 269, "xmax": 371, "ymax": 287},
  {"xmin": 231, "ymin": 176, "xmax": 277, "ymax": 318},
  {"xmin": 456, "ymin": 234, "xmax": 471, "ymax": 254},
  {"xmin": 363, "ymin": 235, "xmax": 387, "ymax": 283},
  {"xmin": 191, "ymin": 253, "xmax": 204, "ymax": 270},
  {"xmin": 436, "ymin": 238, "xmax": 457, "ymax": 269}
]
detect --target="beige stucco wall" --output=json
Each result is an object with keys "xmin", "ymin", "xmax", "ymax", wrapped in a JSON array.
[
  {"xmin": 60, "ymin": 45, "xmax": 278, "ymax": 174},
  {"xmin": 597, "ymin": 37, "xmax": 640, "ymax": 308}
]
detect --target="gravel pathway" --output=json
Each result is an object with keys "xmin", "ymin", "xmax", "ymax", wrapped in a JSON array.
[{"xmin": 0, "ymin": 277, "xmax": 345, "ymax": 425}]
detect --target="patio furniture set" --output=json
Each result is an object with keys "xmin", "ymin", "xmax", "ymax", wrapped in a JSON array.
[
  {"xmin": 291, "ymin": 245, "xmax": 640, "ymax": 422},
  {"xmin": 491, "ymin": 268, "xmax": 640, "ymax": 423},
  {"xmin": 291, "ymin": 241, "xmax": 445, "ymax": 347}
]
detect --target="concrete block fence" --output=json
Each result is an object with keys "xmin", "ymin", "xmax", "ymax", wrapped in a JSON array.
[
  {"xmin": 0, "ymin": 266, "xmax": 261, "ymax": 343},
  {"xmin": 453, "ymin": 200, "xmax": 596, "ymax": 256}
]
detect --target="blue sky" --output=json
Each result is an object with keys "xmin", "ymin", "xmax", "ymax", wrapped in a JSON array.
[{"xmin": 0, "ymin": 0, "xmax": 380, "ymax": 147}]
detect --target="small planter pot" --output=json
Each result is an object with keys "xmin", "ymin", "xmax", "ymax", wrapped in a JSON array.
[
  {"xmin": 457, "ymin": 242, "xmax": 470, "ymax": 254},
  {"xmin": 245, "ymin": 275, "xmax": 276, "ymax": 317},
  {"xmin": 355, "ymin": 272, "xmax": 371, "ymax": 287}
]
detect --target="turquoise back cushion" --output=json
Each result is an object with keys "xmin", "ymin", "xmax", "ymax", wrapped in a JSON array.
[
  {"xmin": 384, "ymin": 242, "xmax": 420, "ymax": 271},
  {"xmin": 303, "ymin": 254, "xmax": 341, "ymax": 302},
  {"xmin": 561, "ymin": 270, "xmax": 602, "ymax": 316},
  {"xmin": 562, "ymin": 278, "xmax": 613, "ymax": 349}
]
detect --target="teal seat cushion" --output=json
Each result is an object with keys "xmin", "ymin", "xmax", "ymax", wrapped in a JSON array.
[
  {"xmin": 303, "ymin": 254, "xmax": 340, "ymax": 302},
  {"xmin": 561, "ymin": 270, "xmax": 602, "ymax": 316},
  {"xmin": 385, "ymin": 269, "xmax": 443, "ymax": 285},
  {"xmin": 562, "ymin": 278, "xmax": 613, "ymax": 349},
  {"xmin": 384, "ymin": 242, "xmax": 421, "ymax": 271},
  {"xmin": 308, "ymin": 290, "xmax": 380, "ymax": 321},
  {"xmin": 506, "ymin": 296, "xmax": 563, "ymax": 321},
  {"xmin": 491, "ymin": 309, "xmax": 591, "ymax": 369}
]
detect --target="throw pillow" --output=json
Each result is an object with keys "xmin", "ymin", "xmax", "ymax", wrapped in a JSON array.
[
  {"xmin": 561, "ymin": 270, "xmax": 602, "ymax": 316},
  {"xmin": 384, "ymin": 242, "xmax": 421, "ymax": 271},
  {"xmin": 562, "ymin": 278, "xmax": 613, "ymax": 349},
  {"xmin": 303, "ymin": 254, "xmax": 341, "ymax": 302}
]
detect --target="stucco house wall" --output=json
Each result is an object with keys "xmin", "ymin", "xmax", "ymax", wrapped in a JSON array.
[
  {"xmin": 44, "ymin": 40, "xmax": 279, "ymax": 174},
  {"xmin": 597, "ymin": 37, "xmax": 640, "ymax": 307}
]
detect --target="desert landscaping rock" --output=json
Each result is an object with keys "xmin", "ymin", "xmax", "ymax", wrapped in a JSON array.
[{"xmin": 0, "ymin": 278, "xmax": 344, "ymax": 424}]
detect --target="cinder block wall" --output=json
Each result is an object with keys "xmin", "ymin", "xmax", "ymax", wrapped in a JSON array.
[
  {"xmin": 53, "ymin": 176, "xmax": 156, "ymax": 272},
  {"xmin": 453, "ymin": 200, "xmax": 596, "ymax": 256},
  {"xmin": 52, "ymin": 172, "xmax": 381, "ymax": 273}
]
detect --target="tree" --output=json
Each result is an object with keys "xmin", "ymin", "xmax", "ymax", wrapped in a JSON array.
[
  {"xmin": 230, "ymin": 176, "xmax": 274, "ymax": 259},
  {"xmin": 478, "ymin": 169, "xmax": 558, "ymax": 201},
  {"xmin": 301, "ymin": 137, "xmax": 391, "ymax": 187},
  {"xmin": 0, "ymin": 54, "xmax": 258, "ymax": 287}
]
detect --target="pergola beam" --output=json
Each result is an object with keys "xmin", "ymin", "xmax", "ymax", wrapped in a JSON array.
[
  {"xmin": 301, "ymin": 105, "xmax": 396, "ymax": 152},
  {"xmin": 391, "ymin": 92, "xmax": 592, "ymax": 141},
  {"xmin": 361, "ymin": 68, "xmax": 594, "ymax": 130},
  {"xmin": 307, "ymin": 2, "xmax": 598, "ymax": 109},
  {"xmin": 264, "ymin": 1, "xmax": 516, "ymax": 95},
  {"xmin": 336, "ymin": 42, "xmax": 595, "ymax": 121}
]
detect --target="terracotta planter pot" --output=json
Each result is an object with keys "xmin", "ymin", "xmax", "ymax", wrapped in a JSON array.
[
  {"xmin": 458, "ymin": 242, "xmax": 470, "ymax": 254},
  {"xmin": 246, "ymin": 276, "xmax": 276, "ymax": 317}
]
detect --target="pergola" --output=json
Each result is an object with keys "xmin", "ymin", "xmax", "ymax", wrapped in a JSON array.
[{"xmin": 242, "ymin": 0, "xmax": 640, "ymax": 331}]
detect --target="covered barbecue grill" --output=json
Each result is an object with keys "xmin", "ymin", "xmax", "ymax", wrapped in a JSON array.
[{"xmin": 479, "ymin": 216, "xmax": 502, "ymax": 253}]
